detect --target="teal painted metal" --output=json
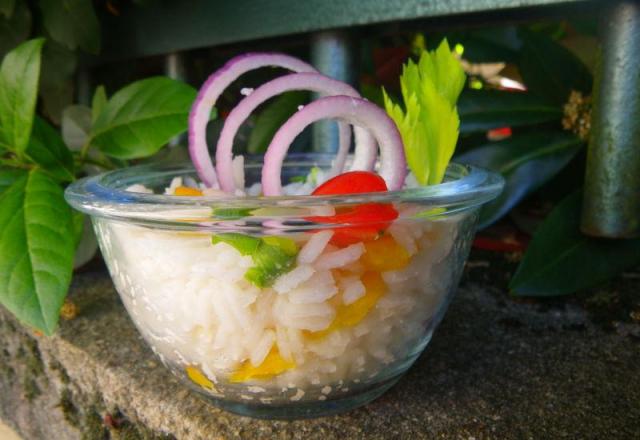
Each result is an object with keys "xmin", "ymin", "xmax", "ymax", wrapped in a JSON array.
[
  {"xmin": 311, "ymin": 31, "xmax": 356, "ymax": 153},
  {"xmin": 581, "ymin": 1, "xmax": 640, "ymax": 238},
  {"xmin": 96, "ymin": 0, "xmax": 587, "ymax": 61}
]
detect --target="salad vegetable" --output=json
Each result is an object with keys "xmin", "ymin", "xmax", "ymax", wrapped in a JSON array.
[
  {"xmin": 309, "ymin": 171, "xmax": 398, "ymax": 246},
  {"xmin": 215, "ymin": 72, "xmax": 376, "ymax": 192},
  {"xmin": 189, "ymin": 53, "xmax": 317, "ymax": 187},
  {"xmin": 212, "ymin": 233, "xmax": 299, "ymax": 288},
  {"xmin": 383, "ymin": 39, "xmax": 466, "ymax": 185},
  {"xmin": 262, "ymin": 95, "xmax": 406, "ymax": 195}
]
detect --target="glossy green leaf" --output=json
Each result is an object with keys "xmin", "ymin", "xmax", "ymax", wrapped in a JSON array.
[
  {"xmin": 25, "ymin": 116, "xmax": 75, "ymax": 182},
  {"xmin": 90, "ymin": 77, "xmax": 197, "ymax": 159},
  {"xmin": 91, "ymin": 85, "xmax": 107, "ymax": 124},
  {"xmin": 0, "ymin": 38, "xmax": 44, "ymax": 154},
  {"xmin": 0, "ymin": 0, "xmax": 15, "ymax": 18},
  {"xmin": 247, "ymin": 91, "xmax": 307, "ymax": 154},
  {"xmin": 0, "ymin": 170, "xmax": 75, "ymax": 334},
  {"xmin": 510, "ymin": 191, "xmax": 640, "ymax": 296},
  {"xmin": 518, "ymin": 29, "xmax": 592, "ymax": 105},
  {"xmin": 0, "ymin": 167, "xmax": 23, "ymax": 195},
  {"xmin": 61, "ymin": 104, "xmax": 91, "ymax": 151},
  {"xmin": 456, "ymin": 132, "xmax": 582, "ymax": 227},
  {"xmin": 39, "ymin": 0, "xmax": 100, "ymax": 54},
  {"xmin": 0, "ymin": 1, "xmax": 31, "ymax": 60},
  {"xmin": 458, "ymin": 90, "xmax": 562, "ymax": 134}
]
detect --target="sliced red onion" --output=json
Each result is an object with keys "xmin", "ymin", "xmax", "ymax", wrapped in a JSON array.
[
  {"xmin": 263, "ymin": 96, "xmax": 407, "ymax": 195},
  {"xmin": 215, "ymin": 73, "xmax": 377, "ymax": 192},
  {"xmin": 188, "ymin": 53, "xmax": 317, "ymax": 187}
]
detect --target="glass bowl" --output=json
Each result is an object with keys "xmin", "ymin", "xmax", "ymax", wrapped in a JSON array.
[{"xmin": 65, "ymin": 154, "xmax": 503, "ymax": 419}]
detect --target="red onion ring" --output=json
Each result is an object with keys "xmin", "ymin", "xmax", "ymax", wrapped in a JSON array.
[
  {"xmin": 262, "ymin": 96, "xmax": 407, "ymax": 195},
  {"xmin": 215, "ymin": 73, "xmax": 377, "ymax": 192},
  {"xmin": 188, "ymin": 53, "xmax": 316, "ymax": 187}
]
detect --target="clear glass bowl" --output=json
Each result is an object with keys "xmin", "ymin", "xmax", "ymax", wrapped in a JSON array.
[{"xmin": 65, "ymin": 154, "xmax": 503, "ymax": 419}]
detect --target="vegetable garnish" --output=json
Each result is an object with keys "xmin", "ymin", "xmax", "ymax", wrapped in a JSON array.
[
  {"xmin": 230, "ymin": 347, "xmax": 295, "ymax": 383},
  {"xmin": 215, "ymin": 72, "xmax": 376, "ymax": 192},
  {"xmin": 263, "ymin": 96, "xmax": 407, "ymax": 195},
  {"xmin": 308, "ymin": 171, "xmax": 398, "ymax": 247},
  {"xmin": 306, "ymin": 271, "xmax": 386, "ymax": 340},
  {"xmin": 212, "ymin": 233, "xmax": 299, "ymax": 288},
  {"xmin": 174, "ymin": 186, "xmax": 203, "ymax": 196},
  {"xmin": 188, "ymin": 53, "xmax": 317, "ymax": 187},
  {"xmin": 383, "ymin": 39, "xmax": 466, "ymax": 185},
  {"xmin": 212, "ymin": 207, "xmax": 254, "ymax": 220},
  {"xmin": 186, "ymin": 366, "xmax": 217, "ymax": 391}
]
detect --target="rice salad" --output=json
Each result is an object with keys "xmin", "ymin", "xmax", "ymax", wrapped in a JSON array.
[
  {"xmin": 65, "ymin": 46, "xmax": 502, "ymax": 417},
  {"xmin": 94, "ymin": 175, "xmax": 469, "ymax": 404}
]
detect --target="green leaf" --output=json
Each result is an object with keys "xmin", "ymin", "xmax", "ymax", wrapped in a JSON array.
[
  {"xmin": 247, "ymin": 91, "xmax": 307, "ymax": 154},
  {"xmin": 0, "ymin": 167, "xmax": 24, "ymax": 195},
  {"xmin": 0, "ymin": 1, "xmax": 31, "ymax": 61},
  {"xmin": 384, "ymin": 39, "xmax": 465, "ymax": 185},
  {"xmin": 0, "ymin": 38, "xmax": 44, "ymax": 154},
  {"xmin": 90, "ymin": 77, "xmax": 197, "ymax": 159},
  {"xmin": 0, "ymin": 169, "xmax": 75, "ymax": 334},
  {"xmin": 61, "ymin": 105, "xmax": 91, "ymax": 151},
  {"xmin": 25, "ymin": 116, "xmax": 75, "ymax": 182},
  {"xmin": 91, "ymin": 85, "xmax": 107, "ymax": 124},
  {"xmin": 0, "ymin": 0, "xmax": 15, "ymax": 18},
  {"xmin": 458, "ymin": 90, "xmax": 562, "ymax": 134},
  {"xmin": 510, "ymin": 190, "xmax": 640, "ymax": 296},
  {"xmin": 39, "ymin": 0, "xmax": 100, "ymax": 54},
  {"xmin": 457, "ymin": 132, "xmax": 582, "ymax": 227},
  {"xmin": 518, "ymin": 29, "xmax": 592, "ymax": 105}
]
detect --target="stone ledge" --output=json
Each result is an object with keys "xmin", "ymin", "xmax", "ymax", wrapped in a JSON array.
[{"xmin": 1, "ymin": 265, "xmax": 639, "ymax": 439}]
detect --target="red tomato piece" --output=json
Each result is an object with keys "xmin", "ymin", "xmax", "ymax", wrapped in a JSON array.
[
  {"xmin": 309, "ymin": 172, "xmax": 398, "ymax": 246},
  {"xmin": 312, "ymin": 171, "xmax": 388, "ymax": 195}
]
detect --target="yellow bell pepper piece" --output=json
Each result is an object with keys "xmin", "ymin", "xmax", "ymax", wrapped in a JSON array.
[
  {"xmin": 174, "ymin": 186, "xmax": 203, "ymax": 196},
  {"xmin": 186, "ymin": 365, "xmax": 216, "ymax": 391},
  {"xmin": 306, "ymin": 271, "xmax": 387, "ymax": 340},
  {"xmin": 230, "ymin": 347, "xmax": 295, "ymax": 383},
  {"xmin": 361, "ymin": 234, "xmax": 410, "ymax": 271}
]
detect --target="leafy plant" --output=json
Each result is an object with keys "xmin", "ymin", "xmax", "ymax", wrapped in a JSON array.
[
  {"xmin": 0, "ymin": 39, "xmax": 198, "ymax": 334},
  {"xmin": 510, "ymin": 190, "xmax": 640, "ymax": 296},
  {"xmin": 371, "ymin": 25, "xmax": 637, "ymax": 297},
  {"xmin": 449, "ymin": 26, "xmax": 638, "ymax": 297}
]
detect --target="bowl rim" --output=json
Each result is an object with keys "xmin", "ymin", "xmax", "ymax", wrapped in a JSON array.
[{"xmin": 65, "ymin": 153, "xmax": 504, "ymax": 226}]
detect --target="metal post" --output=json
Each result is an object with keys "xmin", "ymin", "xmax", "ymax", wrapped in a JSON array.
[
  {"xmin": 165, "ymin": 52, "xmax": 188, "ymax": 147},
  {"xmin": 581, "ymin": 1, "xmax": 640, "ymax": 238},
  {"xmin": 310, "ymin": 30, "xmax": 356, "ymax": 153}
]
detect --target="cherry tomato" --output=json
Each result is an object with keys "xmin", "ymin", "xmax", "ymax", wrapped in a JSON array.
[{"xmin": 309, "ymin": 171, "xmax": 398, "ymax": 246}]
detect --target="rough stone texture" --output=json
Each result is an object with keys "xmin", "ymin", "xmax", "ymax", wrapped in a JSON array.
[{"xmin": 1, "ymin": 260, "xmax": 639, "ymax": 439}]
